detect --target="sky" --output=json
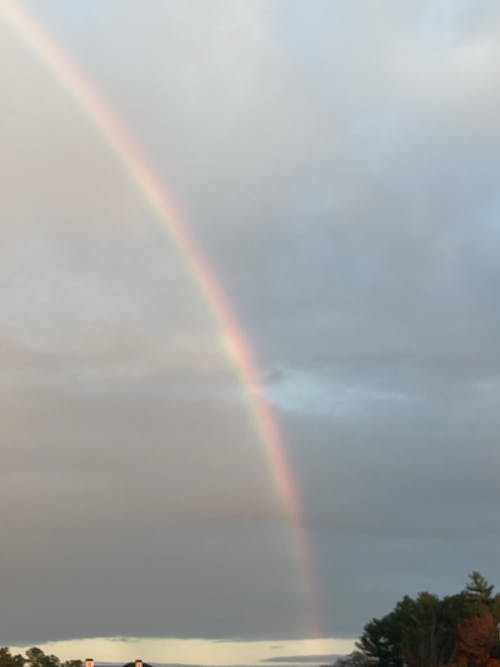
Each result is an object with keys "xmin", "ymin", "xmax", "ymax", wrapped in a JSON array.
[{"xmin": 2, "ymin": 0, "xmax": 500, "ymax": 663}]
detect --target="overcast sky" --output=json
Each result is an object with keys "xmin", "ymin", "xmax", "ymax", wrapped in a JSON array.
[{"xmin": 2, "ymin": 0, "xmax": 500, "ymax": 663}]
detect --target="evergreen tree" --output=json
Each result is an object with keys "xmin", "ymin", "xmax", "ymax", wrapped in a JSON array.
[{"xmin": 466, "ymin": 572, "xmax": 495, "ymax": 610}]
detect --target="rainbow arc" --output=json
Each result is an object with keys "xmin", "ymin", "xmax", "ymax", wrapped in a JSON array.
[{"xmin": 1, "ymin": 1, "xmax": 323, "ymax": 639}]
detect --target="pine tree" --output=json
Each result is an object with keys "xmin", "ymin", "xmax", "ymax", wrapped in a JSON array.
[{"xmin": 466, "ymin": 572, "xmax": 495, "ymax": 609}]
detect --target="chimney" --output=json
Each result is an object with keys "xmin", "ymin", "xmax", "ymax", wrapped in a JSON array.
[{"xmin": 85, "ymin": 659, "xmax": 94, "ymax": 667}]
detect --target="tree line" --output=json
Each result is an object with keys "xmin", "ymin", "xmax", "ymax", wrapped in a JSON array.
[
  {"xmin": 4, "ymin": 574, "xmax": 500, "ymax": 667},
  {"xmin": 0, "ymin": 647, "xmax": 82, "ymax": 667},
  {"xmin": 338, "ymin": 572, "xmax": 500, "ymax": 667}
]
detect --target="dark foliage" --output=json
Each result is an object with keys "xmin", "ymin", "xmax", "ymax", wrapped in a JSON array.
[{"xmin": 357, "ymin": 573, "xmax": 500, "ymax": 667}]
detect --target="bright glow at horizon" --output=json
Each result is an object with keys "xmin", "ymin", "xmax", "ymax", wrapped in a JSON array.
[{"xmin": 10, "ymin": 637, "xmax": 356, "ymax": 666}]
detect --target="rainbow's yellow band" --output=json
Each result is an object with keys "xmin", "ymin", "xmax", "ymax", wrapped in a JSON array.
[{"xmin": 1, "ymin": 0, "xmax": 323, "ymax": 638}]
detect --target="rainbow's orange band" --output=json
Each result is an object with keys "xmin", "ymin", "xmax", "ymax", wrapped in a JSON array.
[{"xmin": 1, "ymin": 0, "xmax": 323, "ymax": 638}]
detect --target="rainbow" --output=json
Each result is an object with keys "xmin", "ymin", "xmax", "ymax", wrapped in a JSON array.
[{"xmin": 1, "ymin": 1, "xmax": 323, "ymax": 638}]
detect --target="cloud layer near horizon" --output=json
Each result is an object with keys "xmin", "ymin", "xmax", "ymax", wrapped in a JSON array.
[{"xmin": 2, "ymin": 0, "xmax": 500, "ymax": 647}]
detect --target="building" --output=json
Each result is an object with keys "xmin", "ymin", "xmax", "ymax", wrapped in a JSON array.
[{"xmin": 85, "ymin": 659, "xmax": 153, "ymax": 667}]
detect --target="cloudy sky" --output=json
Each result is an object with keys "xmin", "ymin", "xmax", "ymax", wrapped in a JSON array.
[{"xmin": 2, "ymin": 0, "xmax": 500, "ymax": 663}]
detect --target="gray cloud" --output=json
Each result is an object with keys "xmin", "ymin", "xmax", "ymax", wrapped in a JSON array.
[{"xmin": 2, "ymin": 0, "xmax": 500, "ymax": 647}]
